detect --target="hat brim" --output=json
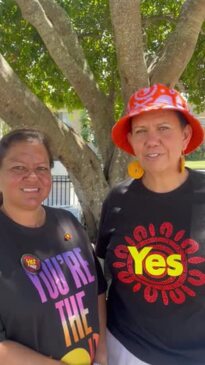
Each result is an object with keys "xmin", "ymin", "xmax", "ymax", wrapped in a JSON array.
[{"xmin": 112, "ymin": 105, "xmax": 205, "ymax": 155}]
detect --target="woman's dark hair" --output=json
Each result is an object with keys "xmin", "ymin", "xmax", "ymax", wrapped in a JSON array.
[
  {"xmin": 0, "ymin": 128, "xmax": 54, "ymax": 168},
  {"xmin": 129, "ymin": 110, "xmax": 188, "ymax": 133},
  {"xmin": 176, "ymin": 111, "xmax": 188, "ymax": 128}
]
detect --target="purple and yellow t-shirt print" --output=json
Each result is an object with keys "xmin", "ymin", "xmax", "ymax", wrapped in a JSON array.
[{"xmin": 24, "ymin": 247, "xmax": 98, "ymax": 364}]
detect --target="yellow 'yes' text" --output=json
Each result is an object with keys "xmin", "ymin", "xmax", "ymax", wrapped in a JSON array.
[{"xmin": 128, "ymin": 246, "xmax": 183, "ymax": 277}]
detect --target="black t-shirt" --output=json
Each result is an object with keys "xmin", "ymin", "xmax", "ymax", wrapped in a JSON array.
[
  {"xmin": 0, "ymin": 206, "xmax": 106, "ymax": 364},
  {"xmin": 96, "ymin": 169, "xmax": 205, "ymax": 365}
]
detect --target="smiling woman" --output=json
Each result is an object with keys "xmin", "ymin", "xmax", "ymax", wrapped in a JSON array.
[
  {"xmin": 126, "ymin": 108, "xmax": 192, "ymax": 191},
  {"xmin": 0, "ymin": 131, "xmax": 53, "ymax": 226},
  {"xmin": 96, "ymin": 84, "xmax": 205, "ymax": 365},
  {"xmin": 0, "ymin": 129, "xmax": 107, "ymax": 365}
]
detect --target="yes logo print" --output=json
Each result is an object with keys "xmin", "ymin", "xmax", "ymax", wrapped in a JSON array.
[{"xmin": 113, "ymin": 222, "xmax": 205, "ymax": 305}]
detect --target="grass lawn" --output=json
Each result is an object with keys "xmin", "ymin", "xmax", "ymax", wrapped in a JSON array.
[{"xmin": 185, "ymin": 160, "xmax": 205, "ymax": 170}]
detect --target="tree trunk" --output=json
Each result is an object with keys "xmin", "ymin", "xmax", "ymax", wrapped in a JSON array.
[{"xmin": 0, "ymin": 0, "xmax": 205, "ymax": 239}]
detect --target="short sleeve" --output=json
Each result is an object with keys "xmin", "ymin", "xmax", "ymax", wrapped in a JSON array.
[
  {"xmin": 93, "ymin": 252, "xmax": 107, "ymax": 295},
  {"xmin": 95, "ymin": 198, "xmax": 110, "ymax": 259}
]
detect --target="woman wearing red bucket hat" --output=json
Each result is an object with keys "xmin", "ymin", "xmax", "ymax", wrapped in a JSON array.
[{"xmin": 96, "ymin": 84, "xmax": 205, "ymax": 365}]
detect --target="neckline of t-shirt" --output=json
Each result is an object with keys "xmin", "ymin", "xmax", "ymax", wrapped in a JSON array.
[
  {"xmin": 136, "ymin": 170, "xmax": 193, "ymax": 197},
  {"xmin": 0, "ymin": 205, "xmax": 50, "ymax": 233}
]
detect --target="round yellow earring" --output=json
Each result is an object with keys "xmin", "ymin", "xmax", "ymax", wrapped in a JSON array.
[
  {"xmin": 128, "ymin": 160, "xmax": 144, "ymax": 179},
  {"xmin": 180, "ymin": 155, "xmax": 185, "ymax": 173}
]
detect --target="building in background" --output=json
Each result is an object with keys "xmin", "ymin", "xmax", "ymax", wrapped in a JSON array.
[{"xmin": 44, "ymin": 160, "xmax": 82, "ymax": 222}]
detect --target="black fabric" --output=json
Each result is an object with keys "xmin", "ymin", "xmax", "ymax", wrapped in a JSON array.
[
  {"xmin": 0, "ymin": 206, "xmax": 106, "ymax": 363},
  {"xmin": 96, "ymin": 169, "xmax": 205, "ymax": 365}
]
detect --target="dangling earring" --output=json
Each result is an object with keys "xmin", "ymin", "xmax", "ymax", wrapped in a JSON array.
[
  {"xmin": 128, "ymin": 160, "xmax": 144, "ymax": 179},
  {"xmin": 180, "ymin": 154, "xmax": 185, "ymax": 173}
]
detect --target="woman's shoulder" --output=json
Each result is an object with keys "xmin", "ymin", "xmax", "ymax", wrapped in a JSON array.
[
  {"xmin": 189, "ymin": 168, "xmax": 205, "ymax": 193},
  {"xmin": 44, "ymin": 205, "xmax": 81, "ymax": 225},
  {"xmin": 103, "ymin": 178, "xmax": 140, "ymax": 209},
  {"xmin": 109, "ymin": 177, "xmax": 139, "ymax": 195}
]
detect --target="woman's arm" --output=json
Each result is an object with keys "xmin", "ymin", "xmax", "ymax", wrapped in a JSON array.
[
  {"xmin": 0, "ymin": 340, "xmax": 64, "ymax": 365},
  {"xmin": 94, "ymin": 292, "xmax": 107, "ymax": 365}
]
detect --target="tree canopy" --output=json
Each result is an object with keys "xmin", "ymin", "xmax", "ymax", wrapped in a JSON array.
[
  {"xmin": 1, "ymin": 0, "xmax": 205, "ymax": 111},
  {"xmin": 0, "ymin": 0, "xmax": 205, "ymax": 238}
]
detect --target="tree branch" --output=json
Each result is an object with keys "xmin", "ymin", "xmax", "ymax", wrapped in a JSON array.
[
  {"xmin": 14, "ymin": 0, "xmax": 115, "ymax": 165},
  {"xmin": 109, "ymin": 0, "xmax": 149, "ymax": 104},
  {"xmin": 150, "ymin": 0, "xmax": 205, "ymax": 86},
  {"xmin": 0, "ymin": 53, "xmax": 109, "ymax": 222}
]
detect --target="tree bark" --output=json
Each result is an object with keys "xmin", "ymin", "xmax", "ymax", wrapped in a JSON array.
[
  {"xmin": 109, "ymin": 0, "xmax": 149, "ymax": 104},
  {"xmin": 15, "ymin": 0, "xmax": 114, "ymax": 166}
]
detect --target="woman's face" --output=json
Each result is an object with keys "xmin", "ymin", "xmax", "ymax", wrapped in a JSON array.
[
  {"xmin": 0, "ymin": 140, "xmax": 52, "ymax": 212},
  {"xmin": 127, "ymin": 109, "xmax": 192, "ymax": 176}
]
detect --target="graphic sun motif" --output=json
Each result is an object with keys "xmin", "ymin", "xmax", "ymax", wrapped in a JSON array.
[{"xmin": 113, "ymin": 222, "xmax": 205, "ymax": 305}]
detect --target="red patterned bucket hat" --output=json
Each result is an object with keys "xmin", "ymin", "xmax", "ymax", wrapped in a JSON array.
[{"xmin": 112, "ymin": 83, "xmax": 204, "ymax": 155}]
